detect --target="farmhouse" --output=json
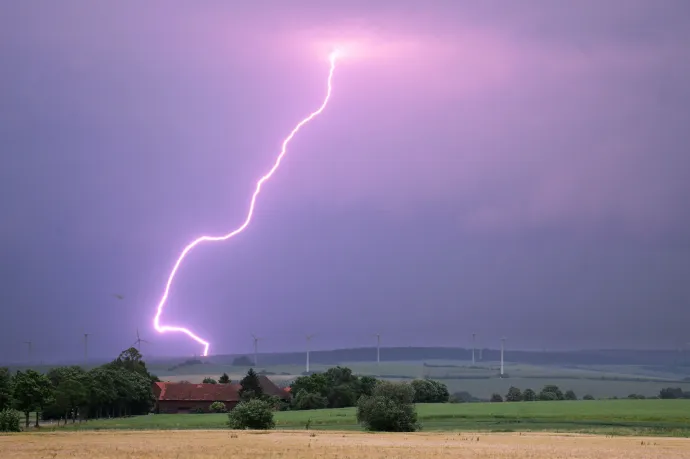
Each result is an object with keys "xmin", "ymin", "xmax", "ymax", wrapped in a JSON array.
[{"xmin": 152, "ymin": 376, "xmax": 290, "ymax": 414}]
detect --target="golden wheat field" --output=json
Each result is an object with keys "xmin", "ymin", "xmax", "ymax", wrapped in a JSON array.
[{"xmin": 2, "ymin": 430, "xmax": 690, "ymax": 459}]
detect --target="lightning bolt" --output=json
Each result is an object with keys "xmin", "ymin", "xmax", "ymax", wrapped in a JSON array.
[{"xmin": 152, "ymin": 51, "xmax": 340, "ymax": 356}]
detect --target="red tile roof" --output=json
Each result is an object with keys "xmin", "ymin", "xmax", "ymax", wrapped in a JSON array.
[
  {"xmin": 153, "ymin": 376, "xmax": 290, "ymax": 402},
  {"xmin": 155, "ymin": 382, "xmax": 241, "ymax": 402}
]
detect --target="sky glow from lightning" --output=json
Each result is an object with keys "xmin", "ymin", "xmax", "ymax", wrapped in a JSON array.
[{"xmin": 152, "ymin": 50, "xmax": 340, "ymax": 356}]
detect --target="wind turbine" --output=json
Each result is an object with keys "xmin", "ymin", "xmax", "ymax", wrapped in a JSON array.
[
  {"xmin": 472, "ymin": 333, "xmax": 476, "ymax": 365},
  {"xmin": 23, "ymin": 341, "xmax": 33, "ymax": 362},
  {"xmin": 374, "ymin": 333, "xmax": 381, "ymax": 369},
  {"xmin": 83, "ymin": 332, "xmax": 92, "ymax": 364},
  {"xmin": 500, "ymin": 337, "xmax": 506, "ymax": 377},
  {"xmin": 251, "ymin": 334, "xmax": 261, "ymax": 367},
  {"xmin": 133, "ymin": 328, "xmax": 151, "ymax": 353},
  {"xmin": 305, "ymin": 334, "xmax": 315, "ymax": 374}
]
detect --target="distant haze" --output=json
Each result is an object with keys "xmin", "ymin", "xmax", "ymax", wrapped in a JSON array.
[{"xmin": 1, "ymin": 0, "xmax": 689, "ymax": 362}]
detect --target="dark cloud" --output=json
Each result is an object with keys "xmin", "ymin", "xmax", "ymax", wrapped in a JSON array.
[{"xmin": 0, "ymin": 1, "xmax": 688, "ymax": 361}]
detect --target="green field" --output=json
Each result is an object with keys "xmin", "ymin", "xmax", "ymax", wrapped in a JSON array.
[{"xmin": 60, "ymin": 400, "xmax": 690, "ymax": 437}]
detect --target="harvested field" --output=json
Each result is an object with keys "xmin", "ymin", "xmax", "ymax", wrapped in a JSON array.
[{"xmin": 2, "ymin": 430, "xmax": 690, "ymax": 458}]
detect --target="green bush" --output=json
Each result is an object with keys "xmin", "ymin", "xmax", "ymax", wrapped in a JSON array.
[
  {"xmin": 209, "ymin": 401, "xmax": 228, "ymax": 413},
  {"xmin": 293, "ymin": 390, "xmax": 328, "ymax": 411},
  {"xmin": 0, "ymin": 409, "xmax": 21, "ymax": 432},
  {"xmin": 227, "ymin": 399, "xmax": 275, "ymax": 430},
  {"xmin": 356, "ymin": 381, "xmax": 418, "ymax": 432}
]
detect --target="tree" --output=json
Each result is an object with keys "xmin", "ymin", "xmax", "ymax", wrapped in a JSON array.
[
  {"xmin": 660, "ymin": 387, "xmax": 684, "ymax": 399},
  {"xmin": 113, "ymin": 348, "xmax": 146, "ymax": 373},
  {"xmin": 327, "ymin": 384, "xmax": 358, "ymax": 408},
  {"xmin": 583, "ymin": 394, "xmax": 595, "ymax": 400},
  {"xmin": 0, "ymin": 368, "xmax": 12, "ymax": 411},
  {"xmin": 202, "ymin": 378, "xmax": 217, "ymax": 384},
  {"xmin": 219, "ymin": 373, "xmax": 231, "ymax": 384},
  {"xmin": 522, "ymin": 388, "xmax": 537, "ymax": 402},
  {"xmin": 490, "ymin": 393, "xmax": 504, "ymax": 402},
  {"xmin": 323, "ymin": 367, "xmax": 359, "ymax": 408},
  {"xmin": 227, "ymin": 398, "xmax": 275, "ymax": 430},
  {"xmin": 358, "ymin": 376, "xmax": 378, "ymax": 397},
  {"xmin": 539, "ymin": 385, "xmax": 564, "ymax": 401},
  {"xmin": 87, "ymin": 367, "xmax": 117, "ymax": 418},
  {"xmin": 411, "ymin": 379, "xmax": 449, "ymax": 403},
  {"xmin": 292, "ymin": 390, "xmax": 328, "ymax": 411},
  {"xmin": 356, "ymin": 381, "xmax": 418, "ymax": 432},
  {"xmin": 289, "ymin": 373, "xmax": 330, "ymax": 401},
  {"xmin": 53, "ymin": 371, "xmax": 89, "ymax": 424},
  {"xmin": 539, "ymin": 391, "xmax": 558, "ymax": 401},
  {"xmin": 564, "ymin": 390, "xmax": 577, "ymax": 401},
  {"xmin": 289, "ymin": 367, "xmax": 379, "ymax": 410},
  {"xmin": 239, "ymin": 369, "xmax": 263, "ymax": 401},
  {"xmin": 505, "ymin": 386, "xmax": 523, "ymax": 402},
  {"xmin": 12, "ymin": 370, "xmax": 53, "ymax": 428}
]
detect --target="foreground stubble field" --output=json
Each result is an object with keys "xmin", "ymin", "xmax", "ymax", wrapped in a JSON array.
[{"xmin": 2, "ymin": 430, "xmax": 690, "ymax": 459}]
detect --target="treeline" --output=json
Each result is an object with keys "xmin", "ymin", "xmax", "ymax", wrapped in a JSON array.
[
  {"xmin": 287, "ymin": 366, "xmax": 449, "ymax": 411},
  {"xmin": 0, "ymin": 348, "xmax": 157, "ymax": 431},
  {"xmin": 484, "ymin": 385, "xmax": 690, "ymax": 403}
]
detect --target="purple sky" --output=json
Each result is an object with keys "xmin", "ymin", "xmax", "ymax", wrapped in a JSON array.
[{"xmin": 1, "ymin": 1, "xmax": 689, "ymax": 361}]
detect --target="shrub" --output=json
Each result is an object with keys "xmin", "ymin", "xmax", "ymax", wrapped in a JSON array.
[
  {"xmin": 357, "ymin": 395, "xmax": 418, "ymax": 432},
  {"xmin": 227, "ymin": 399, "xmax": 275, "ymax": 430},
  {"xmin": 505, "ymin": 386, "xmax": 523, "ymax": 402},
  {"xmin": 539, "ymin": 385, "xmax": 564, "ymax": 401},
  {"xmin": 209, "ymin": 401, "xmax": 228, "ymax": 413},
  {"xmin": 293, "ymin": 390, "xmax": 328, "ymax": 411},
  {"xmin": 539, "ymin": 391, "xmax": 558, "ymax": 401},
  {"xmin": 356, "ymin": 381, "xmax": 418, "ymax": 432},
  {"xmin": 411, "ymin": 379, "xmax": 449, "ymax": 403},
  {"xmin": 0, "ymin": 409, "xmax": 21, "ymax": 432},
  {"xmin": 522, "ymin": 388, "xmax": 537, "ymax": 401},
  {"xmin": 202, "ymin": 378, "xmax": 217, "ymax": 384}
]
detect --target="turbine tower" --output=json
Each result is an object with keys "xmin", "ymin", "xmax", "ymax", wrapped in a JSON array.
[
  {"xmin": 305, "ymin": 334, "xmax": 315, "ymax": 374},
  {"xmin": 83, "ymin": 332, "xmax": 91, "ymax": 364},
  {"xmin": 374, "ymin": 333, "xmax": 381, "ymax": 369},
  {"xmin": 133, "ymin": 328, "xmax": 150, "ymax": 353},
  {"xmin": 251, "ymin": 334, "xmax": 261, "ymax": 367},
  {"xmin": 500, "ymin": 337, "xmax": 506, "ymax": 377},
  {"xmin": 23, "ymin": 341, "xmax": 33, "ymax": 362},
  {"xmin": 472, "ymin": 333, "xmax": 476, "ymax": 365}
]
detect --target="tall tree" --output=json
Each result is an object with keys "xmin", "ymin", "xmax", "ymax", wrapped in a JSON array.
[
  {"xmin": 505, "ymin": 386, "xmax": 523, "ymax": 402},
  {"xmin": 218, "ymin": 373, "xmax": 231, "ymax": 384},
  {"xmin": 0, "ymin": 367, "xmax": 12, "ymax": 411},
  {"xmin": 54, "ymin": 373, "xmax": 89, "ymax": 424},
  {"xmin": 239, "ymin": 369, "xmax": 263, "ymax": 401},
  {"xmin": 12, "ymin": 370, "xmax": 53, "ymax": 428},
  {"xmin": 88, "ymin": 367, "xmax": 117, "ymax": 418}
]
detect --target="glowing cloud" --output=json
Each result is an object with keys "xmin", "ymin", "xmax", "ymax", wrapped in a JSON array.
[{"xmin": 152, "ymin": 51, "xmax": 340, "ymax": 356}]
